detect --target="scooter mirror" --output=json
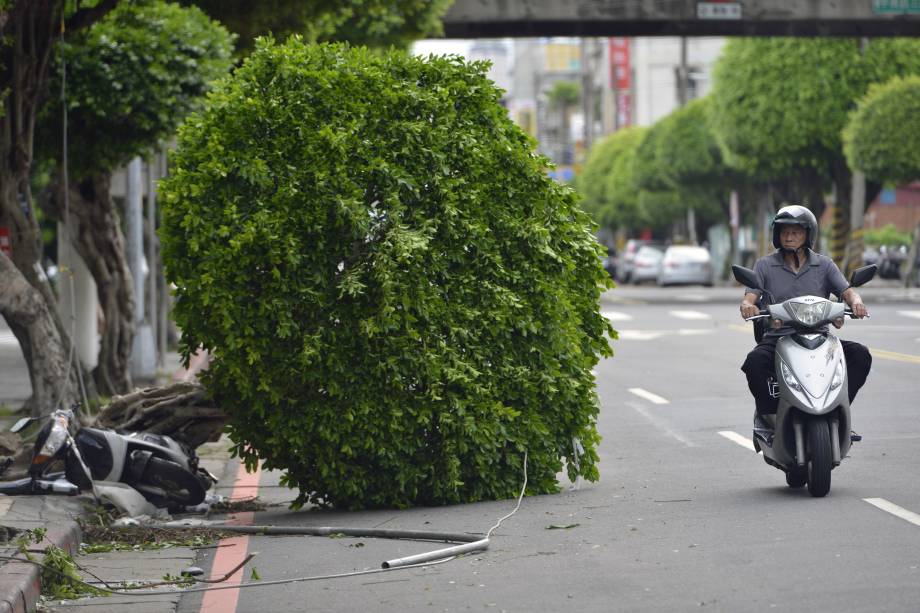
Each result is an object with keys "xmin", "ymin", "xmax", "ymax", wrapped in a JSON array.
[
  {"xmin": 732, "ymin": 265, "xmax": 760, "ymax": 290},
  {"xmin": 849, "ymin": 264, "xmax": 878, "ymax": 288},
  {"xmin": 10, "ymin": 417, "xmax": 33, "ymax": 433}
]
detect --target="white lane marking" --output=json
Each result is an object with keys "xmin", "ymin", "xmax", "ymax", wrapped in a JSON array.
[
  {"xmin": 617, "ymin": 329, "xmax": 714, "ymax": 341},
  {"xmin": 628, "ymin": 387, "xmax": 669, "ymax": 405},
  {"xmin": 864, "ymin": 498, "xmax": 920, "ymax": 528},
  {"xmin": 618, "ymin": 330, "xmax": 664, "ymax": 341},
  {"xmin": 719, "ymin": 430, "xmax": 756, "ymax": 452},
  {"xmin": 669, "ymin": 310, "xmax": 711, "ymax": 320},
  {"xmin": 898, "ymin": 310, "xmax": 920, "ymax": 320},
  {"xmin": 630, "ymin": 402, "xmax": 696, "ymax": 447},
  {"xmin": 601, "ymin": 310, "xmax": 634, "ymax": 321}
]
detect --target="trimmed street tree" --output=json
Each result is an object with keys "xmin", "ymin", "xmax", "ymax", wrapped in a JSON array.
[
  {"xmin": 577, "ymin": 126, "xmax": 648, "ymax": 235},
  {"xmin": 160, "ymin": 41, "xmax": 613, "ymax": 509},
  {"xmin": 710, "ymin": 37, "xmax": 920, "ymax": 262},
  {"xmin": 35, "ymin": 1, "xmax": 234, "ymax": 397},
  {"xmin": 844, "ymin": 75, "xmax": 920, "ymax": 286}
]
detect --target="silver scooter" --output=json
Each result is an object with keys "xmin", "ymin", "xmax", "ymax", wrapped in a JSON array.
[{"xmin": 733, "ymin": 264, "xmax": 877, "ymax": 497}]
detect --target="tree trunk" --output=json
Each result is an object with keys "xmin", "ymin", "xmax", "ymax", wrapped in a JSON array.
[
  {"xmin": 0, "ymin": 252, "xmax": 80, "ymax": 415},
  {"xmin": 42, "ymin": 170, "xmax": 136, "ymax": 396},
  {"xmin": 0, "ymin": 1, "xmax": 84, "ymax": 415},
  {"xmin": 903, "ymin": 220, "xmax": 920, "ymax": 289},
  {"xmin": 94, "ymin": 382, "xmax": 228, "ymax": 449}
]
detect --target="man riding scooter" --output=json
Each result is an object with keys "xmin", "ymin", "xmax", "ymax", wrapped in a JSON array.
[{"xmin": 739, "ymin": 205, "xmax": 872, "ymax": 438}]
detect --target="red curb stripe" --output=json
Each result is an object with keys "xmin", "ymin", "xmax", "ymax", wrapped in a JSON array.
[{"xmin": 199, "ymin": 460, "xmax": 261, "ymax": 613}]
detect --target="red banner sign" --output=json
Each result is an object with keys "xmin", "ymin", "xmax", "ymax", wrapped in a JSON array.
[{"xmin": 609, "ymin": 37, "xmax": 631, "ymax": 91}]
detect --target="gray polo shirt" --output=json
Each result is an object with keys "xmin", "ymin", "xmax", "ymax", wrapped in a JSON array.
[{"xmin": 745, "ymin": 249, "xmax": 849, "ymax": 337}]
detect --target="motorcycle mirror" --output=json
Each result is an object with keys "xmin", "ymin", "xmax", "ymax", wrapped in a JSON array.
[
  {"xmin": 732, "ymin": 265, "xmax": 760, "ymax": 290},
  {"xmin": 10, "ymin": 417, "xmax": 34, "ymax": 433},
  {"xmin": 849, "ymin": 264, "xmax": 878, "ymax": 288}
]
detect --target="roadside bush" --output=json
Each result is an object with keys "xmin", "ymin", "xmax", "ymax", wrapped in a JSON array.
[{"xmin": 160, "ymin": 39, "xmax": 613, "ymax": 509}]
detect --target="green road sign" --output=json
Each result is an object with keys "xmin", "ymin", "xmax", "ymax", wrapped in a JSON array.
[{"xmin": 873, "ymin": 0, "xmax": 920, "ymax": 14}]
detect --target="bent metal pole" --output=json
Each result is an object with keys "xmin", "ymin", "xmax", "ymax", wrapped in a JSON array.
[{"xmin": 155, "ymin": 524, "xmax": 489, "ymax": 569}]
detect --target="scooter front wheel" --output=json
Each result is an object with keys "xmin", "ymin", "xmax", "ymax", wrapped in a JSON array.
[
  {"xmin": 140, "ymin": 457, "xmax": 207, "ymax": 506},
  {"xmin": 806, "ymin": 420, "xmax": 832, "ymax": 497}
]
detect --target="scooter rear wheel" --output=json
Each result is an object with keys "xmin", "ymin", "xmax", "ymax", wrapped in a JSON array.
[
  {"xmin": 140, "ymin": 457, "xmax": 207, "ymax": 506},
  {"xmin": 806, "ymin": 420, "xmax": 832, "ymax": 497}
]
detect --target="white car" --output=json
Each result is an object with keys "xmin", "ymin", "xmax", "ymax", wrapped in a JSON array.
[
  {"xmin": 630, "ymin": 245, "xmax": 665, "ymax": 284},
  {"xmin": 657, "ymin": 245, "xmax": 713, "ymax": 286}
]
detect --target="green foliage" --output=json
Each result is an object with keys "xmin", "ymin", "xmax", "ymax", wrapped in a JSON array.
[
  {"xmin": 15, "ymin": 528, "xmax": 103, "ymax": 600},
  {"xmin": 160, "ymin": 40, "xmax": 613, "ymax": 510},
  {"xmin": 844, "ymin": 75, "xmax": 920, "ymax": 185},
  {"xmin": 863, "ymin": 223, "xmax": 913, "ymax": 248},
  {"xmin": 548, "ymin": 80, "xmax": 581, "ymax": 109},
  {"xmin": 577, "ymin": 127, "xmax": 646, "ymax": 232},
  {"xmin": 710, "ymin": 38, "xmax": 920, "ymax": 184},
  {"xmin": 185, "ymin": 0, "xmax": 451, "ymax": 52},
  {"xmin": 35, "ymin": 0, "xmax": 235, "ymax": 179}
]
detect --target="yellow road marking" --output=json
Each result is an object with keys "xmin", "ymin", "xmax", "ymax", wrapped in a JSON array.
[
  {"xmin": 728, "ymin": 323, "xmax": 920, "ymax": 364},
  {"xmin": 869, "ymin": 348, "xmax": 920, "ymax": 365}
]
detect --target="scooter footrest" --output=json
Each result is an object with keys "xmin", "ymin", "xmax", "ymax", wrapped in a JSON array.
[{"xmin": 850, "ymin": 432, "xmax": 862, "ymax": 442}]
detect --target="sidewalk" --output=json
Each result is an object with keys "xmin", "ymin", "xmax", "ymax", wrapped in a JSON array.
[{"xmin": 0, "ymin": 329, "xmax": 224, "ymax": 612}]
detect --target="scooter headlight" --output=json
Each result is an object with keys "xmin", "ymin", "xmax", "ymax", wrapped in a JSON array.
[
  {"xmin": 780, "ymin": 360, "xmax": 803, "ymax": 393},
  {"xmin": 786, "ymin": 301, "xmax": 830, "ymax": 326},
  {"xmin": 830, "ymin": 361, "xmax": 844, "ymax": 391}
]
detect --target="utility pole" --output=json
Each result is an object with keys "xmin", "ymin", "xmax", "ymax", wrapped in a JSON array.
[
  {"xmin": 127, "ymin": 157, "xmax": 155, "ymax": 380},
  {"xmin": 676, "ymin": 37, "xmax": 697, "ymax": 244},
  {"xmin": 581, "ymin": 37, "xmax": 595, "ymax": 154}
]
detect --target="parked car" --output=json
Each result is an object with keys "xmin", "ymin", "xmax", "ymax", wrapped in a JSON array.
[
  {"xmin": 630, "ymin": 245, "xmax": 665, "ymax": 284},
  {"xmin": 657, "ymin": 245, "xmax": 713, "ymax": 286},
  {"xmin": 616, "ymin": 239, "xmax": 666, "ymax": 284}
]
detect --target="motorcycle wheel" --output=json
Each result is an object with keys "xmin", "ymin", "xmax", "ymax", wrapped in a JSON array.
[
  {"xmin": 806, "ymin": 420, "xmax": 832, "ymax": 497},
  {"xmin": 140, "ymin": 457, "xmax": 207, "ymax": 506},
  {"xmin": 785, "ymin": 468, "xmax": 806, "ymax": 488}
]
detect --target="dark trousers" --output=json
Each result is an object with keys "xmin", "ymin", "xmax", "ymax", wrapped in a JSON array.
[{"xmin": 741, "ymin": 337, "xmax": 872, "ymax": 416}]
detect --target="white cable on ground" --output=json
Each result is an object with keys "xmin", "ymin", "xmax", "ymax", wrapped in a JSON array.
[{"xmin": 11, "ymin": 451, "xmax": 532, "ymax": 597}]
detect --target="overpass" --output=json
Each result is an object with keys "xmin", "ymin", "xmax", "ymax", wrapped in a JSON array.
[{"xmin": 443, "ymin": 0, "xmax": 920, "ymax": 37}]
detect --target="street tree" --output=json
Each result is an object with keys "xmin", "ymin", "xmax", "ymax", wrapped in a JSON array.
[
  {"xmin": 843, "ymin": 75, "xmax": 920, "ymax": 286},
  {"xmin": 547, "ymin": 80, "xmax": 580, "ymax": 164},
  {"xmin": 633, "ymin": 120, "xmax": 683, "ymax": 233},
  {"xmin": 603, "ymin": 126, "xmax": 647, "ymax": 233},
  {"xmin": 578, "ymin": 126, "xmax": 646, "ymax": 234},
  {"xmin": 35, "ymin": 1, "xmax": 234, "ymax": 397},
  {"xmin": 0, "ymin": 0, "xmax": 450, "ymax": 415},
  {"xmin": 160, "ymin": 41, "xmax": 613, "ymax": 509},
  {"xmin": 710, "ymin": 37, "xmax": 920, "ymax": 261},
  {"xmin": 656, "ymin": 97, "xmax": 745, "ymax": 256}
]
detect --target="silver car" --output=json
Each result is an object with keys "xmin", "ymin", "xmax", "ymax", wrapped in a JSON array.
[
  {"xmin": 657, "ymin": 245, "xmax": 713, "ymax": 286},
  {"xmin": 630, "ymin": 245, "xmax": 665, "ymax": 284}
]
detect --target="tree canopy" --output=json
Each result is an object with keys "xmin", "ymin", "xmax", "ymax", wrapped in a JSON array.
[
  {"xmin": 710, "ymin": 37, "xmax": 920, "ymax": 187},
  {"xmin": 578, "ymin": 126, "xmax": 646, "ymax": 232},
  {"xmin": 160, "ymin": 40, "xmax": 613, "ymax": 509},
  {"xmin": 844, "ymin": 75, "xmax": 920, "ymax": 185},
  {"xmin": 36, "ymin": 0, "xmax": 235, "ymax": 179},
  {"xmin": 181, "ymin": 0, "xmax": 451, "ymax": 52}
]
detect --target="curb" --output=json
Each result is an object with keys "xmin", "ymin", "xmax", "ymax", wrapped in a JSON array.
[{"xmin": 0, "ymin": 521, "xmax": 82, "ymax": 613}]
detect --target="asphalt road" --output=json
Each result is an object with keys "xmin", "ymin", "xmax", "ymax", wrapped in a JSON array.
[{"xmin": 177, "ymin": 291, "xmax": 920, "ymax": 613}]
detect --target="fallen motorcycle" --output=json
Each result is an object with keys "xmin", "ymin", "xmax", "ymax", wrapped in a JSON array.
[{"xmin": 0, "ymin": 404, "xmax": 215, "ymax": 510}]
